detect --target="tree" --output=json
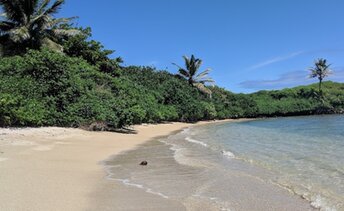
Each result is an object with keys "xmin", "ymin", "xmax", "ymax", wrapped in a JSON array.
[
  {"xmin": 173, "ymin": 54, "xmax": 215, "ymax": 97},
  {"xmin": 61, "ymin": 26, "xmax": 123, "ymax": 74},
  {"xmin": 0, "ymin": 0, "xmax": 79, "ymax": 56},
  {"xmin": 309, "ymin": 58, "xmax": 332, "ymax": 94}
]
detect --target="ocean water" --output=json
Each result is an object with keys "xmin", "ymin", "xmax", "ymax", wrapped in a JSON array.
[{"xmin": 105, "ymin": 115, "xmax": 344, "ymax": 211}]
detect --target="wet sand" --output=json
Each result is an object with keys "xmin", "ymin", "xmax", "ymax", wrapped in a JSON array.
[{"xmin": 102, "ymin": 130, "xmax": 316, "ymax": 211}]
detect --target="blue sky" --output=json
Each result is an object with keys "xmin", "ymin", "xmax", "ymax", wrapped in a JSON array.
[{"xmin": 60, "ymin": 0, "xmax": 344, "ymax": 93}]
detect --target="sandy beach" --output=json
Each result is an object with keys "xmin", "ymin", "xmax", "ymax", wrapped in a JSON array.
[
  {"xmin": 0, "ymin": 120, "xmax": 233, "ymax": 211},
  {"xmin": 0, "ymin": 119, "xmax": 317, "ymax": 211}
]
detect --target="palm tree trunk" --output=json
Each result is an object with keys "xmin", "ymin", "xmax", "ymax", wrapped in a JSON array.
[
  {"xmin": 319, "ymin": 79, "xmax": 322, "ymax": 93},
  {"xmin": 188, "ymin": 78, "xmax": 193, "ymax": 85}
]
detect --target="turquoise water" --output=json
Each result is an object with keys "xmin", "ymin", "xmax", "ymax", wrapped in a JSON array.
[
  {"xmin": 105, "ymin": 115, "xmax": 344, "ymax": 210},
  {"xmin": 191, "ymin": 115, "xmax": 344, "ymax": 210}
]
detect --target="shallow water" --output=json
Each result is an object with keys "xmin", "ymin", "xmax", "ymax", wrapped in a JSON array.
[
  {"xmin": 105, "ymin": 115, "xmax": 344, "ymax": 210},
  {"xmin": 193, "ymin": 115, "xmax": 344, "ymax": 210}
]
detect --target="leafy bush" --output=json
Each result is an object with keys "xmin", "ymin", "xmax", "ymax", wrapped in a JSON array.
[
  {"xmin": 0, "ymin": 49, "xmax": 118, "ymax": 127},
  {"xmin": 0, "ymin": 93, "xmax": 47, "ymax": 126}
]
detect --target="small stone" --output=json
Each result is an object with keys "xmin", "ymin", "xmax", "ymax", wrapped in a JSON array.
[{"xmin": 140, "ymin": 161, "xmax": 148, "ymax": 166}]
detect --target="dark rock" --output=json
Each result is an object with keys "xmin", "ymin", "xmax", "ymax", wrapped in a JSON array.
[{"xmin": 140, "ymin": 161, "xmax": 148, "ymax": 166}]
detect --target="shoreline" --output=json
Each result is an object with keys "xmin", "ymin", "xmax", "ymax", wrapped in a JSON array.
[
  {"xmin": 0, "ymin": 118, "xmax": 317, "ymax": 210},
  {"xmin": 100, "ymin": 119, "xmax": 316, "ymax": 211},
  {"xmin": 0, "ymin": 119, "xmax": 245, "ymax": 211}
]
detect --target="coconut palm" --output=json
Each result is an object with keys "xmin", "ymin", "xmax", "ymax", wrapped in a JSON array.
[
  {"xmin": 0, "ymin": 0, "xmax": 79, "ymax": 56},
  {"xmin": 309, "ymin": 58, "xmax": 332, "ymax": 93},
  {"xmin": 173, "ymin": 54, "xmax": 215, "ymax": 96}
]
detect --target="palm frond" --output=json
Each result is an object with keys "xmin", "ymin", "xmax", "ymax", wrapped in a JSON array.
[
  {"xmin": 172, "ymin": 62, "xmax": 183, "ymax": 70},
  {"xmin": 189, "ymin": 55, "xmax": 202, "ymax": 76},
  {"xmin": 31, "ymin": 5, "xmax": 75, "ymax": 32},
  {"xmin": 23, "ymin": 0, "xmax": 40, "ymax": 20},
  {"xmin": 195, "ymin": 68, "xmax": 211, "ymax": 79},
  {"xmin": 0, "ymin": 12, "xmax": 7, "ymax": 18},
  {"xmin": 8, "ymin": 26, "xmax": 30, "ymax": 42},
  {"xmin": 178, "ymin": 68, "xmax": 189, "ymax": 78},
  {"xmin": 30, "ymin": 7, "xmax": 52, "ymax": 27},
  {"xmin": 174, "ymin": 54, "xmax": 215, "ymax": 89},
  {"xmin": 49, "ymin": 28, "xmax": 80, "ymax": 38},
  {"xmin": 36, "ymin": 0, "xmax": 50, "ymax": 15},
  {"xmin": 190, "ymin": 55, "xmax": 196, "ymax": 64},
  {"xmin": 194, "ymin": 58, "xmax": 203, "ymax": 72},
  {"xmin": 51, "ymin": 17, "xmax": 77, "ymax": 25},
  {"xmin": 30, "ymin": 14, "xmax": 52, "ymax": 31},
  {"xmin": 182, "ymin": 55, "xmax": 190, "ymax": 72},
  {"xmin": 0, "ymin": 0, "xmax": 75, "ymax": 55},
  {"xmin": 199, "ymin": 78, "xmax": 215, "ymax": 86},
  {"xmin": 309, "ymin": 70, "xmax": 318, "ymax": 78},
  {"xmin": 194, "ymin": 68, "xmax": 215, "ymax": 86},
  {"xmin": 0, "ymin": 21, "xmax": 15, "ymax": 31},
  {"xmin": 45, "ymin": 0, "xmax": 64, "ymax": 15},
  {"xmin": 32, "ymin": 0, "xmax": 63, "ymax": 27},
  {"xmin": 0, "ymin": 0, "xmax": 25, "ymax": 23},
  {"xmin": 309, "ymin": 58, "xmax": 332, "ymax": 79}
]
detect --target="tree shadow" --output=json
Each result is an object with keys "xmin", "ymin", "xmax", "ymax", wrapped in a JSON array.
[{"xmin": 110, "ymin": 127, "xmax": 137, "ymax": 134}]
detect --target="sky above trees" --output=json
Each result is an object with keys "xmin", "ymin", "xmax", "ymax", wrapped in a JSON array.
[{"xmin": 59, "ymin": 0, "xmax": 344, "ymax": 93}]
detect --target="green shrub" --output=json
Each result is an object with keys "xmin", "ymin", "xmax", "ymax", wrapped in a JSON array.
[{"xmin": 0, "ymin": 94, "xmax": 47, "ymax": 126}]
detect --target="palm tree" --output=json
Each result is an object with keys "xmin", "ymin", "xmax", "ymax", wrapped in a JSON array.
[
  {"xmin": 173, "ymin": 54, "xmax": 215, "ymax": 97},
  {"xmin": 0, "ymin": 0, "xmax": 79, "ymax": 56},
  {"xmin": 309, "ymin": 58, "xmax": 332, "ymax": 93}
]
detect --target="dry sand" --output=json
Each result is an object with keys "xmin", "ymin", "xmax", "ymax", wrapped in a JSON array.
[{"xmin": 0, "ymin": 120, "xmax": 234, "ymax": 211}]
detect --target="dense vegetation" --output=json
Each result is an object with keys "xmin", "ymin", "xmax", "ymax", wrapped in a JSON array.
[
  {"xmin": 0, "ymin": 0, "xmax": 343, "ymax": 129},
  {"xmin": 0, "ymin": 48, "xmax": 343, "ymax": 128}
]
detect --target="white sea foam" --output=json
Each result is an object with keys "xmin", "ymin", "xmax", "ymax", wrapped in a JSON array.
[
  {"xmin": 221, "ymin": 150, "xmax": 235, "ymax": 159},
  {"xmin": 192, "ymin": 194, "xmax": 232, "ymax": 211},
  {"xmin": 310, "ymin": 195, "xmax": 337, "ymax": 211},
  {"xmin": 121, "ymin": 179, "xmax": 144, "ymax": 189},
  {"xmin": 162, "ymin": 139, "xmax": 206, "ymax": 167},
  {"xmin": 159, "ymin": 139, "xmax": 183, "ymax": 162},
  {"xmin": 117, "ymin": 179, "xmax": 169, "ymax": 199},
  {"xmin": 185, "ymin": 137, "xmax": 208, "ymax": 147},
  {"xmin": 169, "ymin": 143, "xmax": 189, "ymax": 165},
  {"xmin": 146, "ymin": 188, "xmax": 169, "ymax": 199},
  {"xmin": 275, "ymin": 180, "xmax": 338, "ymax": 211}
]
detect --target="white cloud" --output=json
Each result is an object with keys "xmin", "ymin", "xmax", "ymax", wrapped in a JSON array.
[
  {"xmin": 249, "ymin": 51, "xmax": 304, "ymax": 70},
  {"xmin": 239, "ymin": 68, "xmax": 344, "ymax": 91}
]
